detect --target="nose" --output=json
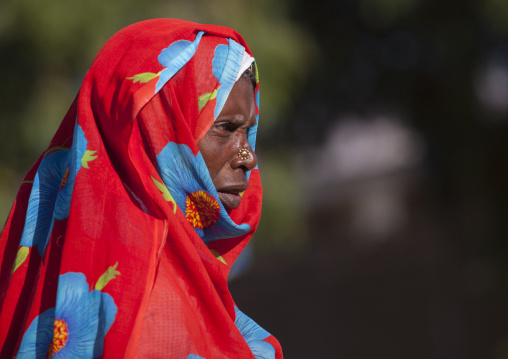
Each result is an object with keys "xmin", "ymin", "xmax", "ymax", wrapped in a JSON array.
[{"xmin": 232, "ymin": 143, "xmax": 257, "ymax": 172}]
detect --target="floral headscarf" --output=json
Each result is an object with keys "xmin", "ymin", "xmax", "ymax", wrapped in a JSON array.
[{"xmin": 0, "ymin": 19, "xmax": 281, "ymax": 359}]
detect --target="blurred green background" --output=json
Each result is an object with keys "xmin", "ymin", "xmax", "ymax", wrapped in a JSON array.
[{"xmin": 2, "ymin": 0, "xmax": 508, "ymax": 357}]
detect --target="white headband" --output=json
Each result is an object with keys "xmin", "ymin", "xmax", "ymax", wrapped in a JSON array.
[{"xmin": 236, "ymin": 52, "xmax": 255, "ymax": 81}]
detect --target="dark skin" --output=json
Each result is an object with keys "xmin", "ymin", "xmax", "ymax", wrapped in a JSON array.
[{"xmin": 197, "ymin": 76, "xmax": 258, "ymax": 210}]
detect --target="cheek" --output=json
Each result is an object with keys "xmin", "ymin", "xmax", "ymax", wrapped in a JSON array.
[
  {"xmin": 200, "ymin": 143, "xmax": 229, "ymax": 180},
  {"xmin": 207, "ymin": 153, "xmax": 230, "ymax": 181},
  {"xmin": 198, "ymin": 133, "xmax": 239, "ymax": 182}
]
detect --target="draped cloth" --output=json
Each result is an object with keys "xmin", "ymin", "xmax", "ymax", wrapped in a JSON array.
[{"xmin": 0, "ymin": 19, "xmax": 282, "ymax": 359}]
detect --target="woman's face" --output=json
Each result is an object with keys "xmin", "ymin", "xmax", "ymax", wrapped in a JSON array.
[{"xmin": 198, "ymin": 76, "xmax": 258, "ymax": 210}]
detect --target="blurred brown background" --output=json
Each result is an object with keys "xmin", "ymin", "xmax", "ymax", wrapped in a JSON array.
[{"xmin": 2, "ymin": 0, "xmax": 508, "ymax": 357}]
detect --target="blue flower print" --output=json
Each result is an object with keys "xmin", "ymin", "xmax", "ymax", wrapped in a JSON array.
[
  {"xmin": 17, "ymin": 272, "xmax": 117, "ymax": 359},
  {"xmin": 155, "ymin": 31, "xmax": 205, "ymax": 93},
  {"xmin": 245, "ymin": 86, "xmax": 260, "ymax": 179},
  {"xmin": 19, "ymin": 150, "xmax": 67, "ymax": 256},
  {"xmin": 54, "ymin": 123, "xmax": 88, "ymax": 220},
  {"xmin": 187, "ymin": 355, "xmax": 205, "ymax": 359},
  {"xmin": 156, "ymin": 142, "xmax": 250, "ymax": 242},
  {"xmin": 234, "ymin": 307, "xmax": 275, "ymax": 359},
  {"xmin": 251, "ymin": 89, "xmax": 260, "ymax": 153},
  {"xmin": 19, "ymin": 123, "xmax": 90, "ymax": 256},
  {"xmin": 212, "ymin": 39, "xmax": 246, "ymax": 119},
  {"xmin": 246, "ymin": 119, "xmax": 258, "ymax": 182}
]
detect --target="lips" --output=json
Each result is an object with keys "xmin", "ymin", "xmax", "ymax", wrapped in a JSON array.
[{"xmin": 216, "ymin": 184, "xmax": 248, "ymax": 210}]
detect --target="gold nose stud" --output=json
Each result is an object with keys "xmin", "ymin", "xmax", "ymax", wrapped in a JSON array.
[{"xmin": 238, "ymin": 148, "xmax": 250, "ymax": 160}]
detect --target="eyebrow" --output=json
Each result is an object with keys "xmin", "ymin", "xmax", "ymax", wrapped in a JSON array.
[{"xmin": 216, "ymin": 115, "xmax": 252, "ymax": 126}]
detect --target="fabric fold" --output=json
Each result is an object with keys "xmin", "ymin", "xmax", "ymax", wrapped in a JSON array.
[{"xmin": 0, "ymin": 19, "xmax": 282, "ymax": 359}]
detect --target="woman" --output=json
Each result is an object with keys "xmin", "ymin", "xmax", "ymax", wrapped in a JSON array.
[{"xmin": 0, "ymin": 19, "xmax": 282, "ymax": 358}]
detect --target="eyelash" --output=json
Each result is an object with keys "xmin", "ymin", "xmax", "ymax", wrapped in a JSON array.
[
  {"xmin": 216, "ymin": 123, "xmax": 235, "ymax": 132},
  {"xmin": 214, "ymin": 122, "xmax": 255, "ymax": 135}
]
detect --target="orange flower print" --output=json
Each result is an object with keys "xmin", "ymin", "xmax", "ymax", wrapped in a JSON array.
[
  {"xmin": 155, "ymin": 142, "xmax": 250, "ymax": 242},
  {"xmin": 17, "ymin": 272, "xmax": 117, "ymax": 358},
  {"xmin": 185, "ymin": 190, "xmax": 221, "ymax": 229}
]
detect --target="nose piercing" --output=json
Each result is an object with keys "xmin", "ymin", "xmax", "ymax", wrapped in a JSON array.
[{"xmin": 238, "ymin": 148, "xmax": 250, "ymax": 160}]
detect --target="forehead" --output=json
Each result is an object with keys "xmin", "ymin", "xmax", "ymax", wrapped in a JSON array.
[{"xmin": 217, "ymin": 76, "xmax": 256, "ymax": 123}]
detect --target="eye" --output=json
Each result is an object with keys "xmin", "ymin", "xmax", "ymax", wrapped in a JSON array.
[{"xmin": 214, "ymin": 121, "xmax": 238, "ymax": 133}]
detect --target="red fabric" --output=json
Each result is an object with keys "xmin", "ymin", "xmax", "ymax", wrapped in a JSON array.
[{"xmin": 0, "ymin": 19, "xmax": 281, "ymax": 359}]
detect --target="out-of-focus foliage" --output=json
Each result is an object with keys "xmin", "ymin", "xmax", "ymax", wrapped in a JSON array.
[
  {"xmin": 0, "ymin": 0, "xmax": 316, "ymax": 238},
  {"xmin": 254, "ymin": 150, "xmax": 308, "ymax": 252},
  {"xmin": 4, "ymin": 0, "xmax": 508, "ymax": 357},
  {"xmin": 158, "ymin": 0, "xmax": 318, "ymax": 128},
  {"xmin": 356, "ymin": 0, "xmax": 421, "ymax": 29}
]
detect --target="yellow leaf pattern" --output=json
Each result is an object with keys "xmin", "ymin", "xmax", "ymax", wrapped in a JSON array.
[
  {"xmin": 95, "ymin": 262, "xmax": 120, "ymax": 291},
  {"xmin": 210, "ymin": 249, "xmax": 227, "ymax": 265},
  {"xmin": 127, "ymin": 71, "xmax": 162, "ymax": 84},
  {"xmin": 198, "ymin": 89, "xmax": 218, "ymax": 111},
  {"xmin": 11, "ymin": 246, "xmax": 29, "ymax": 273},
  {"xmin": 81, "ymin": 150, "xmax": 98, "ymax": 169},
  {"xmin": 151, "ymin": 176, "xmax": 177, "ymax": 214}
]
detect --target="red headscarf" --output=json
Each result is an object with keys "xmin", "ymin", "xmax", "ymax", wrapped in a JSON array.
[{"xmin": 0, "ymin": 19, "xmax": 282, "ymax": 359}]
